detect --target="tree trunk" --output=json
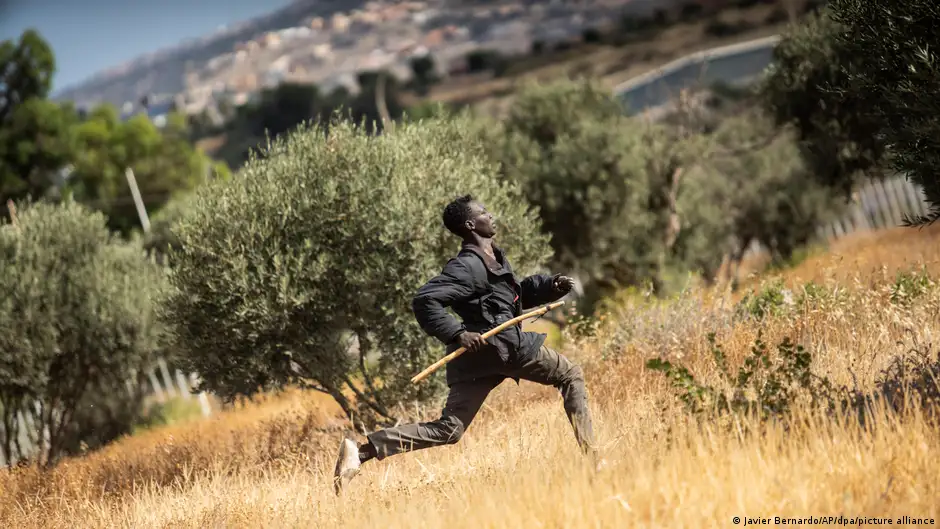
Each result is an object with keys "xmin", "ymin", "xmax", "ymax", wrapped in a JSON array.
[
  {"xmin": 354, "ymin": 330, "xmax": 387, "ymax": 408},
  {"xmin": 376, "ymin": 71, "xmax": 394, "ymax": 133}
]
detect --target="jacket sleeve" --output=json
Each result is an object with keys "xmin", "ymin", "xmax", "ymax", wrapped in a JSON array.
[
  {"xmin": 412, "ymin": 259, "xmax": 477, "ymax": 345},
  {"xmin": 519, "ymin": 273, "xmax": 562, "ymax": 310}
]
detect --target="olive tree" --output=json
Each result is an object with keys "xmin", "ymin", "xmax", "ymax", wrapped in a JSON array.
[
  {"xmin": 142, "ymin": 190, "xmax": 198, "ymax": 263},
  {"xmin": 829, "ymin": 0, "xmax": 940, "ymax": 225},
  {"xmin": 161, "ymin": 114, "xmax": 552, "ymax": 430},
  {"xmin": 0, "ymin": 200, "xmax": 167, "ymax": 466},
  {"xmin": 493, "ymin": 79, "xmax": 707, "ymax": 307},
  {"xmin": 691, "ymin": 107, "xmax": 844, "ymax": 269},
  {"xmin": 759, "ymin": 7, "xmax": 887, "ymax": 198}
]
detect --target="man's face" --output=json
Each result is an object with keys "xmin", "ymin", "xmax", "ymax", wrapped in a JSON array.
[{"xmin": 465, "ymin": 201, "xmax": 497, "ymax": 238}]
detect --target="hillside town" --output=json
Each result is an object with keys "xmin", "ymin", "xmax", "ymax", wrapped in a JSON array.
[{"xmin": 123, "ymin": 0, "xmax": 676, "ymax": 125}]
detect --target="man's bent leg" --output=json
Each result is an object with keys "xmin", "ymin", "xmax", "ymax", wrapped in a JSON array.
[
  {"xmin": 509, "ymin": 345, "xmax": 597, "ymax": 456},
  {"xmin": 366, "ymin": 376, "xmax": 502, "ymax": 460}
]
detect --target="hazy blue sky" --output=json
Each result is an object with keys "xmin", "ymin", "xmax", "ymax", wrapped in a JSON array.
[{"xmin": 0, "ymin": 0, "xmax": 293, "ymax": 93}]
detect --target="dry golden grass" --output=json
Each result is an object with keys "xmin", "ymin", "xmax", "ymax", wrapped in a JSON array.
[{"xmin": 4, "ymin": 223, "xmax": 940, "ymax": 528}]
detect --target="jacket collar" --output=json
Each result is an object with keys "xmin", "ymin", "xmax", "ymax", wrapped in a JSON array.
[{"xmin": 460, "ymin": 241, "xmax": 513, "ymax": 276}]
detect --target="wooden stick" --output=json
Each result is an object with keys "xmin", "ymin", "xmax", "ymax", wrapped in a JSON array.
[{"xmin": 410, "ymin": 300, "xmax": 566, "ymax": 384}]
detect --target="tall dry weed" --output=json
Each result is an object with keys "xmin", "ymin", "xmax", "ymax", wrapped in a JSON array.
[{"xmin": 3, "ymin": 223, "xmax": 940, "ymax": 527}]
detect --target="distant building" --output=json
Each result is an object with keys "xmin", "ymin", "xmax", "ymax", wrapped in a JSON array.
[{"xmin": 118, "ymin": 94, "xmax": 175, "ymax": 128}]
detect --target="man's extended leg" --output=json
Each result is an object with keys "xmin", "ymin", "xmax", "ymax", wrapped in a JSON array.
[
  {"xmin": 507, "ymin": 345, "xmax": 597, "ymax": 458},
  {"xmin": 366, "ymin": 375, "xmax": 502, "ymax": 459},
  {"xmin": 333, "ymin": 375, "xmax": 503, "ymax": 494}
]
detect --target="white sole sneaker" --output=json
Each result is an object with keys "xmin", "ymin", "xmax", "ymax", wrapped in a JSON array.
[{"xmin": 333, "ymin": 437, "xmax": 361, "ymax": 495}]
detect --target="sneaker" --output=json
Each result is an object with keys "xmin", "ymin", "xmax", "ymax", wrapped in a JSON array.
[{"xmin": 333, "ymin": 437, "xmax": 361, "ymax": 495}]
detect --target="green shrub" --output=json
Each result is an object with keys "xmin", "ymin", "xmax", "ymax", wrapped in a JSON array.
[
  {"xmin": 161, "ymin": 113, "xmax": 552, "ymax": 430},
  {"xmin": 889, "ymin": 266, "xmax": 935, "ymax": 306},
  {"xmin": 647, "ymin": 333, "xmax": 837, "ymax": 420},
  {"xmin": 734, "ymin": 279, "xmax": 794, "ymax": 319},
  {"xmin": 829, "ymin": 0, "xmax": 940, "ymax": 224},
  {"xmin": 648, "ymin": 333, "xmax": 940, "ymax": 427},
  {"xmin": 0, "ymin": 200, "xmax": 168, "ymax": 466},
  {"xmin": 493, "ymin": 79, "xmax": 713, "ymax": 308}
]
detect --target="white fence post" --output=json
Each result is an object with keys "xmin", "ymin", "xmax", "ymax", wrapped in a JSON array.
[
  {"xmin": 157, "ymin": 358, "xmax": 177, "ymax": 399},
  {"xmin": 190, "ymin": 373, "xmax": 212, "ymax": 417},
  {"xmin": 175, "ymin": 370, "xmax": 192, "ymax": 400},
  {"xmin": 147, "ymin": 368, "xmax": 166, "ymax": 403}
]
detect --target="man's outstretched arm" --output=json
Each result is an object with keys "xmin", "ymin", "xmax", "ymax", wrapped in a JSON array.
[
  {"xmin": 519, "ymin": 273, "xmax": 575, "ymax": 309},
  {"xmin": 412, "ymin": 259, "xmax": 477, "ymax": 345}
]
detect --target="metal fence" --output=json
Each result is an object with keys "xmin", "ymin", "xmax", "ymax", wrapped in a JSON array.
[
  {"xmin": 815, "ymin": 176, "xmax": 931, "ymax": 243},
  {"xmin": 0, "ymin": 359, "xmax": 211, "ymax": 467}
]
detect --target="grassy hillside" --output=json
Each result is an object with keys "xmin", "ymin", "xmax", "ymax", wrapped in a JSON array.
[{"xmin": 3, "ymin": 223, "xmax": 940, "ymax": 527}]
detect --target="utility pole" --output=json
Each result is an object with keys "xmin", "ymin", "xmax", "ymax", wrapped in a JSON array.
[{"xmin": 124, "ymin": 167, "xmax": 151, "ymax": 233}]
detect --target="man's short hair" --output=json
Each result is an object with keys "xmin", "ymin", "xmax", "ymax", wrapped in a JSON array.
[{"xmin": 442, "ymin": 194, "xmax": 475, "ymax": 236}]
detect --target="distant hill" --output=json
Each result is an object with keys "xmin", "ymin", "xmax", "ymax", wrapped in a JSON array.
[{"xmin": 52, "ymin": 0, "xmax": 367, "ymax": 109}]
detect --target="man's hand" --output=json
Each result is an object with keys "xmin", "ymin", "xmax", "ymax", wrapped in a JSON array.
[
  {"xmin": 457, "ymin": 331, "xmax": 488, "ymax": 353},
  {"xmin": 552, "ymin": 274, "xmax": 576, "ymax": 294}
]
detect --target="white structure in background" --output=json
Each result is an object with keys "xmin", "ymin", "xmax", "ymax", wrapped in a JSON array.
[{"xmin": 263, "ymin": 54, "xmax": 293, "ymax": 87}]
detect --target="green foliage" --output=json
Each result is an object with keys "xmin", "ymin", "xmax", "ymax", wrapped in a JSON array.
[
  {"xmin": 0, "ymin": 30, "xmax": 72, "ymax": 207},
  {"xmin": 0, "ymin": 98, "xmax": 79, "ymax": 204},
  {"xmin": 491, "ymin": 79, "xmax": 709, "ymax": 308},
  {"xmin": 693, "ymin": 106, "xmax": 844, "ymax": 265},
  {"xmin": 465, "ymin": 49, "xmax": 508, "ymax": 75},
  {"xmin": 796, "ymin": 280, "xmax": 829, "ymax": 305},
  {"xmin": 472, "ymin": 78, "xmax": 840, "ymax": 310},
  {"xmin": 0, "ymin": 200, "xmax": 168, "ymax": 466},
  {"xmin": 734, "ymin": 279, "xmax": 793, "ymax": 320},
  {"xmin": 648, "ymin": 332, "xmax": 940, "ymax": 427},
  {"xmin": 65, "ymin": 107, "xmax": 221, "ymax": 234},
  {"xmin": 828, "ymin": 0, "xmax": 940, "ymax": 225},
  {"xmin": 408, "ymin": 54, "xmax": 438, "ymax": 96},
  {"xmin": 210, "ymin": 74, "xmax": 408, "ymax": 170},
  {"xmin": 235, "ymin": 83, "xmax": 327, "ymax": 140},
  {"xmin": 141, "ymin": 190, "xmax": 200, "ymax": 262},
  {"xmin": 647, "ymin": 333, "xmax": 838, "ymax": 420},
  {"xmin": 161, "ymin": 113, "xmax": 552, "ymax": 429},
  {"xmin": 402, "ymin": 101, "xmax": 454, "ymax": 121},
  {"xmin": 888, "ymin": 266, "xmax": 935, "ymax": 307},
  {"xmin": 0, "ymin": 29, "xmax": 55, "ymax": 122},
  {"xmin": 759, "ymin": 7, "xmax": 887, "ymax": 198},
  {"xmin": 0, "ymin": 29, "xmax": 222, "ymax": 233},
  {"xmin": 131, "ymin": 397, "xmax": 206, "ymax": 435}
]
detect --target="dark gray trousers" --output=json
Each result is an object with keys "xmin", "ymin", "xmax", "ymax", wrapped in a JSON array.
[{"xmin": 366, "ymin": 345, "xmax": 596, "ymax": 460}]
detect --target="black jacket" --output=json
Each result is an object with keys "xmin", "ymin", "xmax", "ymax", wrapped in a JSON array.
[{"xmin": 412, "ymin": 242, "xmax": 565, "ymax": 385}]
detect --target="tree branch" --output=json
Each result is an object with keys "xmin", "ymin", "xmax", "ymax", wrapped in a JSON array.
[
  {"xmin": 342, "ymin": 374, "xmax": 397, "ymax": 423},
  {"xmin": 296, "ymin": 380, "xmax": 331, "ymax": 394},
  {"xmin": 319, "ymin": 379, "xmax": 359, "ymax": 428}
]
